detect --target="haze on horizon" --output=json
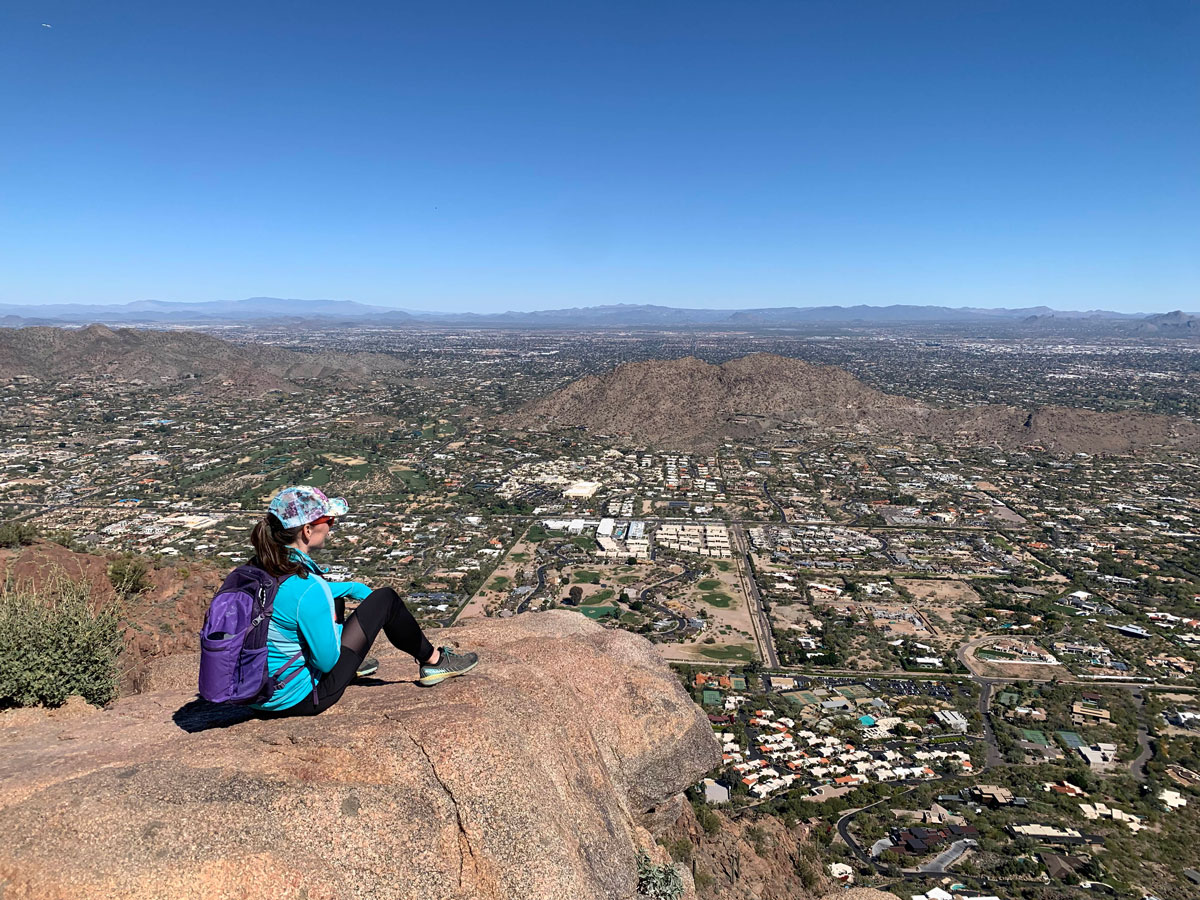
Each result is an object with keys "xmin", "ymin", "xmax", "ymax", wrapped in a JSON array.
[{"xmin": 1, "ymin": 0, "xmax": 1197, "ymax": 315}]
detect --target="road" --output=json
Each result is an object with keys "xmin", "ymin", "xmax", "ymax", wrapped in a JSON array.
[
  {"xmin": 836, "ymin": 795, "xmax": 896, "ymax": 868},
  {"xmin": 919, "ymin": 838, "xmax": 977, "ymax": 873},
  {"xmin": 762, "ymin": 482, "xmax": 787, "ymax": 524},
  {"xmin": 636, "ymin": 563, "xmax": 697, "ymax": 635},
  {"xmin": 976, "ymin": 681, "xmax": 1004, "ymax": 769},
  {"xmin": 730, "ymin": 524, "xmax": 780, "ymax": 668},
  {"xmin": 484, "ymin": 512, "xmax": 996, "ymax": 531},
  {"xmin": 1128, "ymin": 690, "xmax": 1154, "ymax": 782},
  {"xmin": 517, "ymin": 559, "xmax": 553, "ymax": 613}
]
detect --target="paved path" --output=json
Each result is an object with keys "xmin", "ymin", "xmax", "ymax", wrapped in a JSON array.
[{"xmin": 919, "ymin": 838, "xmax": 977, "ymax": 873}]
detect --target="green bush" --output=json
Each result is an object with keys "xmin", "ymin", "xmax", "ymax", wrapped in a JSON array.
[
  {"xmin": 694, "ymin": 803, "xmax": 722, "ymax": 835},
  {"xmin": 43, "ymin": 528, "xmax": 78, "ymax": 550},
  {"xmin": 0, "ymin": 573, "xmax": 124, "ymax": 708},
  {"xmin": 108, "ymin": 554, "xmax": 151, "ymax": 598},
  {"xmin": 744, "ymin": 824, "xmax": 769, "ymax": 855},
  {"xmin": 665, "ymin": 837, "xmax": 692, "ymax": 863},
  {"xmin": 0, "ymin": 522, "xmax": 38, "ymax": 548},
  {"xmin": 636, "ymin": 851, "xmax": 683, "ymax": 900}
]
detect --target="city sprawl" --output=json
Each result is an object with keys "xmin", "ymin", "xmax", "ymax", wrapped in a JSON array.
[{"xmin": 4, "ymin": 325, "xmax": 1200, "ymax": 899}]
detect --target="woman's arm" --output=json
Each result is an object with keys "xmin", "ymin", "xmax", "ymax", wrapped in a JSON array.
[
  {"xmin": 326, "ymin": 579, "xmax": 372, "ymax": 601},
  {"xmin": 295, "ymin": 581, "xmax": 344, "ymax": 673}
]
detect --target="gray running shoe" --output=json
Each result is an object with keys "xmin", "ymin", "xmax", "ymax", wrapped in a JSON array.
[
  {"xmin": 355, "ymin": 656, "xmax": 380, "ymax": 678},
  {"xmin": 418, "ymin": 646, "xmax": 479, "ymax": 687}
]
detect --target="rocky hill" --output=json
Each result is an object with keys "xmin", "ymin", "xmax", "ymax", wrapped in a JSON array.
[
  {"xmin": 0, "ymin": 612, "xmax": 727, "ymax": 900},
  {"xmin": 1136, "ymin": 310, "xmax": 1200, "ymax": 333},
  {"xmin": 515, "ymin": 354, "xmax": 1200, "ymax": 454},
  {"xmin": 0, "ymin": 324, "xmax": 407, "ymax": 391}
]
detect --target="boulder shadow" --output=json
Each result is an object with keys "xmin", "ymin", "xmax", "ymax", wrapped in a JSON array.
[
  {"xmin": 172, "ymin": 678, "xmax": 409, "ymax": 731},
  {"xmin": 172, "ymin": 698, "xmax": 257, "ymax": 733},
  {"xmin": 352, "ymin": 676, "xmax": 408, "ymax": 688}
]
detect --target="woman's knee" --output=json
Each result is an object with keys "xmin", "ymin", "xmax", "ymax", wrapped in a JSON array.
[{"xmin": 367, "ymin": 585, "xmax": 401, "ymax": 604}]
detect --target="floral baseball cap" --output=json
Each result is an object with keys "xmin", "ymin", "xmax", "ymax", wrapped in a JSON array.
[{"xmin": 268, "ymin": 485, "xmax": 349, "ymax": 529}]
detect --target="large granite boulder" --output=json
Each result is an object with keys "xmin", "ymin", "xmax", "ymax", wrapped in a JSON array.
[{"xmin": 0, "ymin": 611, "xmax": 720, "ymax": 900}]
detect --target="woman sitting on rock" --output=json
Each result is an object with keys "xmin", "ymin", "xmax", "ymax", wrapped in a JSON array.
[{"xmin": 249, "ymin": 485, "xmax": 478, "ymax": 715}]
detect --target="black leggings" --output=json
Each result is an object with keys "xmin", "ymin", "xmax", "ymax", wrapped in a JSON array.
[{"xmin": 269, "ymin": 586, "xmax": 436, "ymax": 717}]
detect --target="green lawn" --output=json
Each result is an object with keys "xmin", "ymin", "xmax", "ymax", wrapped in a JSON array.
[
  {"xmin": 396, "ymin": 469, "xmax": 430, "ymax": 492},
  {"xmin": 714, "ymin": 561, "xmax": 732, "ymax": 573},
  {"xmin": 487, "ymin": 576, "xmax": 511, "ymax": 591},
  {"xmin": 617, "ymin": 575, "xmax": 641, "ymax": 585},
  {"xmin": 582, "ymin": 589, "xmax": 614, "ymax": 605},
  {"xmin": 699, "ymin": 644, "xmax": 753, "ymax": 662},
  {"xmin": 508, "ymin": 552, "xmax": 529, "ymax": 562},
  {"xmin": 573, "ymin": 570, "xmax": 601, "ymax": 584},
  {"xmin": 699, "ymin": 592, "xmax": 734, "ymax": 608},
  {"xmin": 697, "ymin": 578, "xmax": 722, "ymax": 591}
]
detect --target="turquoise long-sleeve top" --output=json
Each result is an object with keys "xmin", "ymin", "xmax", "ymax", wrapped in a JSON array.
[{"xmin": 251, "ymin": 546, "xmax": 372, "ymax": 711}]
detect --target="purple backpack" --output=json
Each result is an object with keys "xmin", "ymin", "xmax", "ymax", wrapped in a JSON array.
[{"xmin": 198, "ymin": 564, "xmax": 306, "ymax": 705}]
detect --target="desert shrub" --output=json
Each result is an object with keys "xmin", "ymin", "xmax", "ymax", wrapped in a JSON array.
[
  {"xmin": 794, "ymin": 845, "xmax": 823, "ymax": 890},
  {"xmin": 43, "ymin": 528, "xmax": 79, "ymax": 550},
  {"xmin": 636, "ymin": 850, "xmax": 683, "ymax": 900},
  {"xmin": 0, "ymin": 572, "xmax": 124, "ymax": 708},
  {"xmin": 695, "ymin": 804, "xmax": 722, "ymax": 835},
  {"xmin": 0, "ymin": 522, "xmax": 38, "ymax": 548},
  {"xmin": 744, "ymin": 824, "xmax": 770, "ymax": 855},
  {"xmin": 108, "ymin": 554, "xmax": 151, "ymax": 598},
  {"xmin": 664, "ymin": 837, "xmax": 692, "ymax": 863}
]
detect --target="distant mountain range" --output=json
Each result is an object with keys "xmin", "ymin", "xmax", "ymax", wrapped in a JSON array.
[
  {"xmin": 0, "ymin": 323, "xmax": 408, "ymax": 391},
  {"xmin": 0, "ymin": 298, "xmax": 1196, "ymax": 333},
  {"xmin": 0, "ymin": 297, "xmax": 417, "ymax": 327},
  {"xmin": 514, "ymin": 354, "xmax": 1200, "ymax": 455}
]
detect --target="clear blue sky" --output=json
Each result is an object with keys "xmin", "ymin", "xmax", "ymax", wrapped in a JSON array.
[{"xmin": 2, "ymin": 1, "xmax": 1197, "ymax": 313}]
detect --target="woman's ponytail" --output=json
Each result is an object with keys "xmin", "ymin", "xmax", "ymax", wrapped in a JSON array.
[{"xmin": 249, "ymin": 513, "xmax": 306, "ymax": 578}]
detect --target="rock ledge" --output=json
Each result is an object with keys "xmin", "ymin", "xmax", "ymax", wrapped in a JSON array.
[{"xmin": 0, "ymin": 611, "xmax": 720, "ymax": 900}]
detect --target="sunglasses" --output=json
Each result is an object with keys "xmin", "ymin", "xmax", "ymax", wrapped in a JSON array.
[{"xmin": 309, "ymin": 515, "xmax": 338, "ymax": 529}]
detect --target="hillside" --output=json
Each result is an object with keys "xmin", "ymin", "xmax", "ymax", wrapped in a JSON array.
[
  {"xmin": 515, "ymin": 353, "xmax": 1200, "ymax": 454},
  {"xmin": 0, "ymin": 324, "xmax": 407, "ymax": 391}
]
